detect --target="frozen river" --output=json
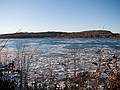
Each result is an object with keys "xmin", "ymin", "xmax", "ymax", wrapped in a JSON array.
[
  {"xmin": 1, "ymin": 38, "xmax": 120, "ymax": 50},
  {"xmin": 0, "ymin": 38, "xmax": 120, "ymax": 83}
]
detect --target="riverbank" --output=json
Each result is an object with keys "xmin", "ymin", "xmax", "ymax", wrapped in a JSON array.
[{"xmin": 0, "ymin": 30, "xmax": 120, "ymax": 39}]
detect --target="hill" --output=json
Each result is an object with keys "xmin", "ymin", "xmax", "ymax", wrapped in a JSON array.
[{"xmin": 0, "ymin": 30, "xmax": 120, "ymax": 39}]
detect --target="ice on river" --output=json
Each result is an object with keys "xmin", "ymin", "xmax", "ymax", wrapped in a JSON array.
[{"xmin": 0, "ymin": 38, "xmax": 120, "ymax": 83}]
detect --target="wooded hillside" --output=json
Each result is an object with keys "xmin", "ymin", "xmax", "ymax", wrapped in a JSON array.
[{"xmin": 0, "ymin": 30, "xmax": 120, "ymax": 38}]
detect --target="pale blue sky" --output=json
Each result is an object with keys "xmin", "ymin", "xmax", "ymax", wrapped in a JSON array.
[{"xmin": 0, "ymin": 0, "xmax": 120, "ymax": 34}]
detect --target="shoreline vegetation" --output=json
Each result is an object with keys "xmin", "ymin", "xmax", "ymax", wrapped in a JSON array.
[
  {"xmin": 0, "ymin": 47, "xmax": 120, "ymax": 90},
  {"xmin": 0, "ymin": 30, "xmax": 120, "ymax": 39}
]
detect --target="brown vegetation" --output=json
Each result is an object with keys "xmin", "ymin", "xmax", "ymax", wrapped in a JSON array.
[{"xmin": 0, "ymin": 30, "xmax": 120, "ymax": 39}]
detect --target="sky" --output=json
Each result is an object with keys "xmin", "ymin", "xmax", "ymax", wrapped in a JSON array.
[{"xmin": 0, "ymin": 0, "xmax": 120, "ymax": 34}]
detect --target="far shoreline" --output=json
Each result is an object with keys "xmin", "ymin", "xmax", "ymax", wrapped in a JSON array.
[{"xmin": 0, "ymin": 30, "xmax": 120, "ymax": 39}]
